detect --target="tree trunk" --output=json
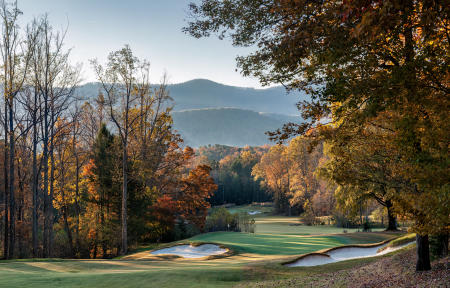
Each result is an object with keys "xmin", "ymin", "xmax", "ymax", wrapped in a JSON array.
[
  {"xmin": 416, "ymin": 234, "xmax": 431, "ymax": 271},
  {"xmin": 433, "ymin": 233, "xmax": 449, "ymax": 258},
  {"xmin": 32, "ymin": 104, "xmax": 38, "ymax": 257},
  {"xmin": 63, "ymin": 207, "xmax": 74, "ymax": 257},
  {"xmin": 49, "ymin": 136, "xmax": 55, "ymax": 257},
  {"xmin": 386, "ymin": 200, "xmax": 397, "ymax": 231},
  {"xmin": 3, "ymin": 101, "xmax": 8, "ymax": 259},
  {"xmin": 74, "ymin": 156, "xmax": 81, "ymax": 256},
  {"xmin": 121, "ymin": 144, "xmax": 128, "ymax": 255},
  {"xmin": 8, "ymin": 101, "xmax": 15, "ymax": 259},
  {"xmin": 42, "ymin": 102, "xmax": 49, "ymax": 258}
]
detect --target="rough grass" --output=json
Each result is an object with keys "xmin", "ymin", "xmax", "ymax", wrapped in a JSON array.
[
  {"xmin": 236, "ymin": 245, "xmax": 449, "ymax": 288},
  {"xmin": 387, "ymin": 233, "xmax": 416, "ymax": 247},
  {"xmin": 377, "ymin": 233, "xmax": 416, "ymax": 253}
]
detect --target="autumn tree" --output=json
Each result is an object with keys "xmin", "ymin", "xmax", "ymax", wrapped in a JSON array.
[
  {"xmin": 177, "ymin": 165, "xmax": 217, "ymax": 230},
  {"xmin": 252, "ymin": 145, "xmax": 291, "ymax": 214},
  {"xmin": 319, "ymin": 114, "xmax": 404, "ymax": 231},
  {"xmin": 285, "ymin": 137, "xmax": 322, "ymax": 211},
  {"xmin": 33, "ymin": 16, "xmax": 79, "ymax": 257},
  {"xmin": 185, "ymin": 0, "xmax": 449, "ymax": 270}
]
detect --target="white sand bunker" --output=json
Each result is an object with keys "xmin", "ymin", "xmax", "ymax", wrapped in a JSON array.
[
  {"xmin": 286, "ymin": 241, "xmax": 414, "ymax": 267},
  {"xmin": 248, "ymin": 211, "xmax": 262, "ymax": 215},
  {"xmin": 150, "ymin": 244, "xmax": 227, "ymax": 258}
]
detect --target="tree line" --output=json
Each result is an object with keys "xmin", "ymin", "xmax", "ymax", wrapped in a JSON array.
[
  {"xmin": 196, "ymin": 141, "xmax": 397, "ymax": 231},
  {"xmin": 194, "ymin": 144, "xmax": 271, "ymax": 205},
  {"xmin": 0, "ymin": 1, "xmax": 217, "ymax": 259}
]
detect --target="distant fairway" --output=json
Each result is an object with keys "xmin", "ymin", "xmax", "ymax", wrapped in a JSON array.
[{"xmin": 0, "ymin": 206, "xmax": 399, "ymax": 288}]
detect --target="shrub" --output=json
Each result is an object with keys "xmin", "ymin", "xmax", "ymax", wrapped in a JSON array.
[
  {"xmin": 205, "ymin": 207, "xmax": 256, "ymax": 233},
  {"xmin": 205, "ymin": 207, "xmax": 240, "ymax": 232},
  {"xmin": 238, "ymin": 212, "xmax": 256, "ymax": 233},
  {"xmin": 362, "ymin": 221, "xmax": 372, "ymax": 232}
]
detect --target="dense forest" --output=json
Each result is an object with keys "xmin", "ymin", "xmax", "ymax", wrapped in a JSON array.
[
  {"xmin": 193, "ymin": 144, "xmax": 271, "ymax": 205},
  {"xmin": 0, "ymin": 3, "xmax": 217, "ymax": 259}
]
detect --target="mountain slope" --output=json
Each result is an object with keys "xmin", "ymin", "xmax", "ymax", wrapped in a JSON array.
[{"xmin": 77, "ymin": 79, "xmax": 306, "ymax": 147}]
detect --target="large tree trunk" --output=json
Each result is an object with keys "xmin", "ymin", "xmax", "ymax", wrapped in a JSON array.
[
  {"xmin": 416, "ymin": 234, "xmax": 431, "ymax": 271},
  {"xmin": 121, "ymin": 144, "xmax": 128, "ymax": 255},
  {"xmin": 385, "ymin": 200, "xmax": 397, "ymax": 231}
]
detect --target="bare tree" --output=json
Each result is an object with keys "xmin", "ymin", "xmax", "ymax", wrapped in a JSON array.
[
  {"xmin": 31, "ymin": 16, "xmax": 79, "ymax": 257},
  {"xmin": 0, "ymin": 0, "xmax": 36, "ymax": 258}
]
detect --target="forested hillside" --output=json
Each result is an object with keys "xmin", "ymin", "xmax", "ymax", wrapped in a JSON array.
[{"xmin": 172, "ymin": 108, "xmax": 300, "ymax": 147}]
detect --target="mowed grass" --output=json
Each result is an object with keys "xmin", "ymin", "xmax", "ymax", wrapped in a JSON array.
[
  {"xmin": 188, "ymin": 231, "xmax": 392, "ymax": 255},
  {"xmin": 0, "ymin": 258, "xmax": 247, "ymax": 288},
  {"xmin": 253, "ymin": 216, "xmax": 385, "ymax": 235},
  {"xmin": 0, "ymin": 211, "xmax": 400, "ymax": 288}
]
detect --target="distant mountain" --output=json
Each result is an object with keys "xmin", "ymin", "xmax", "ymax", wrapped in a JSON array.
[
  {"xmin": 77, "ymin": 79, "xmax": 304, "ymax": 115},
  {"xmin": 168, "ymin": 79, "xmax": 303, "ymax": 115},
  {"xmin": 172, "ymin": 108, "xmax": 301, "ymax": 147},
  {"xmin": 76, "ymin": 79, "xmax": 307, "ymax": 147}
]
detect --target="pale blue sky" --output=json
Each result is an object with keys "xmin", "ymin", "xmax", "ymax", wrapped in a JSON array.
[{"xmin": 19, "ymin": 0, "xmax": 261, "ymax": 87}]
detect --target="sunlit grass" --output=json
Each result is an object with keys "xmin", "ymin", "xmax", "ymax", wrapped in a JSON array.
[{"xmin": 0, "ymin": 214, "xmax": 401, "ymax": 288}]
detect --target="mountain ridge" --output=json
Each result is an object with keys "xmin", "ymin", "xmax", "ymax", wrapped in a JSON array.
[{"xmin": 76, "ymin": 79, "xmax": 306, "ymax": 147}]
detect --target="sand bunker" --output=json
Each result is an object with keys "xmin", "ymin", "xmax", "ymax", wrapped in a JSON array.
[
  {"xmin": 285, "ymin": 241, "xmax": 414, "ymax": 267},
  {"xmin": 248, "ymin": 211, "xmax": 262, "ymax": 215},
  {"xmin": 150, "ymin": 244, "xmax": 228, "ymax": 258}
]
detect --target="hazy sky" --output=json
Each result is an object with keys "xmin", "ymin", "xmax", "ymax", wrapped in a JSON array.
[{"xmin": 18, "ymin": 0, "xmax": 262, "ymax": 87}]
